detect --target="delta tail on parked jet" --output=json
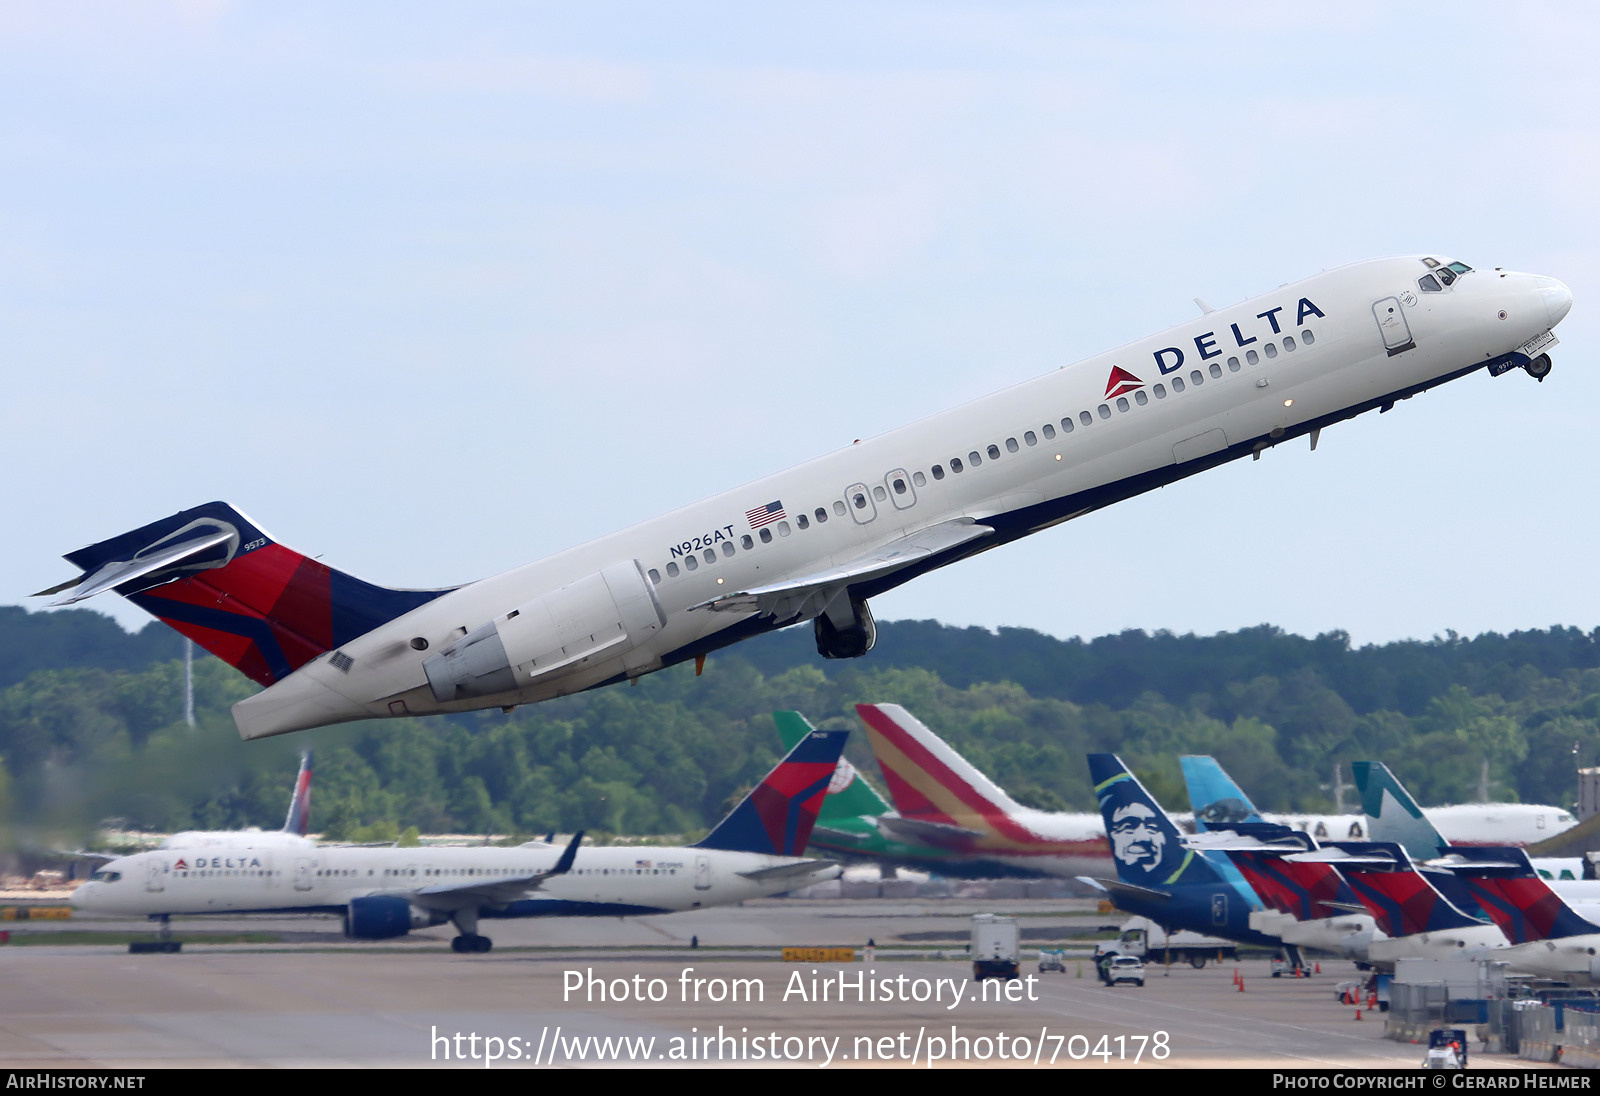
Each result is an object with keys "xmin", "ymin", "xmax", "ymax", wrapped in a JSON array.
[
  {"xmin": 41, "ymin": 258, "xmax": 1572, "ymax": 738},
  {"xmin": 71, "ymin": 730, "xmax": 848, "ymax": 952}
]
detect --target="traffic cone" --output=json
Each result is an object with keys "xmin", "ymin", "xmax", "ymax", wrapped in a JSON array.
[
  {"xmin": 1314, "ymin": 962, "xmax": 1321, "ymax": 974},
  {"xmin": 1354, "ymin": 1006, "xmax": 1362, "ymax": 1021}
]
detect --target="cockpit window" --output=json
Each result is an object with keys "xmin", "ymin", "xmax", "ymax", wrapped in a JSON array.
[
  {"xmin": 1421, "ymin": 257, "xmax": 1440, "ymax": 269},
  {"xmin": 1437, "ymin": 267, "xmax": 1456, "ymax": 286},
  {"xmin": 1418, "ymin": 274, "xmax": 1441, "ymax": 292},
  {"xmin": 90, "ymin": 870, "xmax": 121, "ymax": 882},
  {"xmin": 1446, "ymin": 261, "xmax": 1471, "ymax": 275}
]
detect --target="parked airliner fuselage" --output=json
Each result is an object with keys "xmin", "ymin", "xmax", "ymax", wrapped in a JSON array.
[
  {"xmin": 49, "ymin": 257, "xmax": 1571, "ymax": 738},
  {"xmin": 71, "ymin": 843, "xmax": 836, "ymax": 925}
]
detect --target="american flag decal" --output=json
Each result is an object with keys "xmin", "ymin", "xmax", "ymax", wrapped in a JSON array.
[{"xmin": 746, "ymin": 501, "xmax": 786, "ymax": 529}]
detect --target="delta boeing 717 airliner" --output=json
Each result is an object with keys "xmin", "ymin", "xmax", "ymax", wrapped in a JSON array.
[{"xmin": 41, "ymin": 256, "xmax": 1573, "ymax": 739}]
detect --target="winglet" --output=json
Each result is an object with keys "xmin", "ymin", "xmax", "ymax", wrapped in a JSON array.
[
  {"xmin": 552, "ymin": 830, "xmax": 584, "ymax": 876},
  {"xmin": 282, "ymin": 751, "xmax": 313, "ymax": 835}
]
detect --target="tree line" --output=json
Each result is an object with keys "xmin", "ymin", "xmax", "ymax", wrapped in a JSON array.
[{"xmin": 2, "ymin": 607, "xmax": 1599, "ymax": 853}]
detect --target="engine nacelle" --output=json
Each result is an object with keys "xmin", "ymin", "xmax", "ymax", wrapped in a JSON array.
[
  {"xmin": 423, "ymin": 560, "xmax": 667, "ymax": 703},
  {"xmin": 814, "ymin": 594, "xmax": 876, "ymax": 660},
  {"xmin": 344, "ymin": 895, "xmax": 434, "ymax": 940}
]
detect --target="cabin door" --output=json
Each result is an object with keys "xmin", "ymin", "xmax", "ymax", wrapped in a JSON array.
[{"xmin": 1372, "ymin": 297, "xmax": 1415, "ymax": 356}]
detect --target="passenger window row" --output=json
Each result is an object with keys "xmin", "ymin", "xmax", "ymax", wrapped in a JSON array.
[{"xmin": 649, "ymin": 327, "xmax": 1317, "ymax": 585}]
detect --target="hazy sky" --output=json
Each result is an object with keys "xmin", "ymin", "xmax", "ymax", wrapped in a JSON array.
[{"xmin": 4, "ymin": 2, "xmax": 1595, "ymax": 647}]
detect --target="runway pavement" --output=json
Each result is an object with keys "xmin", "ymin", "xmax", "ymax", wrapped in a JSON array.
[{"xmin": 0, "ymin": 899, "xmax": 1565, "ymax": 1069}]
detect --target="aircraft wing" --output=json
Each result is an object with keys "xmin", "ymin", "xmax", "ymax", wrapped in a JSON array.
[
  {"xmin": 402, "ymin": 831, "xmax": 582, "ymax": 911},
  {"xmin": 736, "ymin": 859, "xmax": 838, "ymax": 883},
  {"xmin": 876, "ymin": 815, "xmax": 985, "ymax": 848},
  {"xmin": 1075, "ymin": 876, "xmax": 1174, "ymax": 903},
  {"xmin": 688, "ymin": 518, "xmax": 993, "ymax": 620}
]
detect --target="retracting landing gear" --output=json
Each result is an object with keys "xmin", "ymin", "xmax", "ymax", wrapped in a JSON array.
[
  {"xmin": 1526, "ymin": 353, "xmax": 1552, "ymax": 382},
  {"xmin": 450, "ymin": 908, "xmax": 492, "ymax": 953},
  {"xmin": 814, "ymin": 594, "xmax": 877, "ymax": 660}
]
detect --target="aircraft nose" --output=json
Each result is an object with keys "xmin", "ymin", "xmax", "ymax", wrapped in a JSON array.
[{"xmin": 1536, "ymin": 276, "xmax": 1573, "ymax": 327}]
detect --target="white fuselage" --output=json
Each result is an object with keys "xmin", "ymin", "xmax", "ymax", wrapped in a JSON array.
[
  {"xmin": 1496, "ymin": 937, "xmax": 1600, "ymax": 985},
  {"xmin": 873, "ymin": 807, "xmax": 1109, "ymax": 879},
  {"xmin": 233, "ymin": 257, "xmax": 1571, "ymax": 738},
  {"xmin": 1260, "ymin": 804, "xmax": 1579, "ymax": 848},
  {"xmin": 70, "ymin": 842, "xmax": 838, "ymax": 921},
  {"xmin": 159, "ymin": 829, "xmax": 315, "ymax": 851}
]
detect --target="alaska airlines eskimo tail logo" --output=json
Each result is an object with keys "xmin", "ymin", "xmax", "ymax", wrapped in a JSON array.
[
  {"xmin": 1091, "ymin": 765, "xmax": 1186, "ymax": 883},
  {"xmin": 1104, "ymin": 366, "xmax": 1144, "ymax": 400},
  {"xmin": 1110, "ymin": 801, "xmax": 1166, "ymax": 870}
]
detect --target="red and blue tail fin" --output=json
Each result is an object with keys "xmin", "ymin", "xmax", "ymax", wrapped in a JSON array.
[
  {"xmin": 282, "ymin": 751, "xmax": 313, "ymax": 835},
  {"xmin": 42, "ymin": 502, "xmax": 449, "ymax": 687},
  {"xmin": 697, "ymin": 730, "xmax": 849, "ymax": 856},
  {"xmin": 1329, "ymin": 841, "xmax": 1484, "ymax": 937},
  {"xmin": 1441, "ymin": 846, "xmax": 1600, "ymax": 944}
]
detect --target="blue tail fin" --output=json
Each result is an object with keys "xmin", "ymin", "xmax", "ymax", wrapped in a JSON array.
[
  {"xmin": 697, "ymin": 731, "xmax": 849, "ymax": 855},
  {"xmin": 41, "ymin": 502, "xmax": 449, "ymax": 688},
  {"xmin": 1181, "ymin": 755, "xmax": 1265, "ymax": 831},
  {"xmin": 1088, "ymin": 754, "xmax": 1224, "ymax": 888},
  {"xmin": 1328, "ymin": 841, "xmax": 1484, "ymax": 936},
  {"xmin": 1440, "ymin": 846, "xmax": 1600, "ymax": 943}
]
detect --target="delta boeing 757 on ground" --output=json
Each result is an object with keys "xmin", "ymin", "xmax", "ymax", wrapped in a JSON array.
[{"xmin": 40, "ymin": 257, "xmax": 1572, "ymax": 739}]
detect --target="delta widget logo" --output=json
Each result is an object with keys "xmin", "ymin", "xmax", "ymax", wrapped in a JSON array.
[{"xmin": 1104, "ymin": 367, "xmax": 1144, "ymax": 399}]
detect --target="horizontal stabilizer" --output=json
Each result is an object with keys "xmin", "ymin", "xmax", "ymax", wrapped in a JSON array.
[
  {"xmin": 1081, "ymin": 876, "xmax": 1174, "ymax": 903},
  {"xmin": 688, "ymin": 518, "xmax": 992, "ymax": 618},
  {"xmin": 42, "ymin": 530, "xmax": 234, "ymax": 606}
]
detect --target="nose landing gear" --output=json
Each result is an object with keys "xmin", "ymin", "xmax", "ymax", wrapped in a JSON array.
[{"xmin": 1526, "ymin": 353, "xmax": 1552, "ymax": 381}]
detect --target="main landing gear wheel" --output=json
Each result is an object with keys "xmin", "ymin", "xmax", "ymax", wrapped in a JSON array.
[
  {"xmin": 1526, "ymin": 353, "xmax": 1552, "ymax": 381},
  {"xmin": 451, "ymin": 934, "xmax": 493, "ymax": 953}
]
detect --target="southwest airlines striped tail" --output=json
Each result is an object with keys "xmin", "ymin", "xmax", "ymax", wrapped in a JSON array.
[
  {"xmin": 1441, "ymin": 846, "xmax": 1600, "ymax": 944},
  {"xmin": 1087, "ymin": 754, "xmax": 1224, "ymax": 889},
  {"xmin": 283, "ymin": 751, "xmax": 313, "ymax": 836},
  {"xmin": 856, "ymin": 702, "xmax": 1026, "ymax": 834},
  {"xmin": 40, "ymin": 502, "xmax": 450, "ymax": 687},
  {"xmin": 697, "ymin": 729, "xmax": 849, "ymax": 856}
]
